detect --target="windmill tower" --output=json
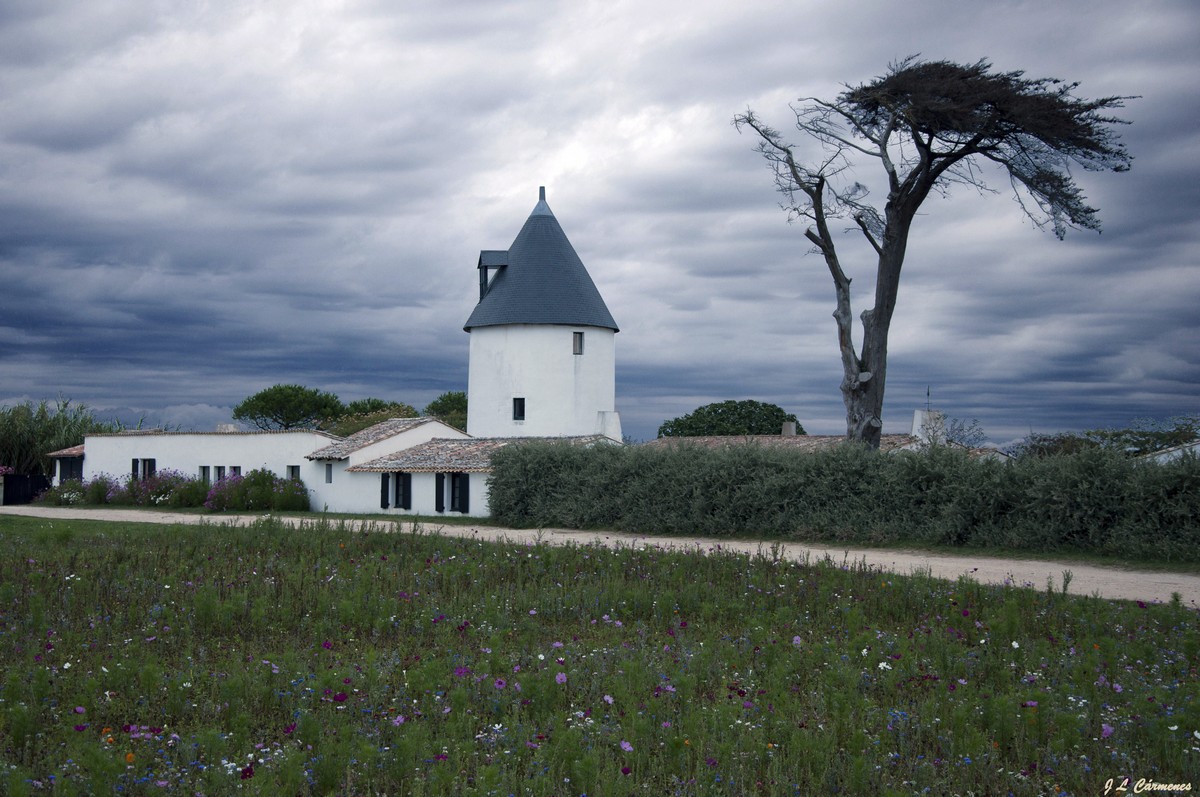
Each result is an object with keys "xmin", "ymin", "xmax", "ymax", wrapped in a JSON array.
[{"xmin": 464, "ymin": 188, "xmax": 622, "ymax": 440}]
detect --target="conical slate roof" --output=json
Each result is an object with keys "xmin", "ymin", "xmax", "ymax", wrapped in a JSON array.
[{"xmin": 463, "ymin": 190, "xmax": 618, "ymax": 332}]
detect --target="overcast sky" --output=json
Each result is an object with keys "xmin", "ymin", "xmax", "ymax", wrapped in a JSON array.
[{"xmin": 1, "ymin": 0, "xmax": 1197, "ymax": 444}]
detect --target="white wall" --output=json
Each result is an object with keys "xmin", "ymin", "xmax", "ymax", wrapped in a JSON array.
[
  {"xmin": 83, "ymin": 431, "xmax": 333, "ymax": 489},
  {"xmin": 467, "ymin": 324, "xmax": 620, "ymax": 439},
  {"xmin": 370, "ymin": 471, "xmax": 491, "ymax": 518}
]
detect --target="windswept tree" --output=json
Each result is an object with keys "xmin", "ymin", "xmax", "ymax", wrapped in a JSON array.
[
  {"xmin": 232, "ymin": 384, "xmax": 345, "ymax": 431},
  {"xmin": 735, "ymin": 58, "xmax": 1132, "ymax": 448}
]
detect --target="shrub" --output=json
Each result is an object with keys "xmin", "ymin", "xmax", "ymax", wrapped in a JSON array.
[
  {"xmin": 37, "ymin": 478, "xmax": 86, "ymax": 506},
  {"xmin": 488, "ymin": 442, "xmax": 1200, "ymax": 561},
  {"xmin": 203, "ymin": 469, "xmax": 310, "ymax": 512}
]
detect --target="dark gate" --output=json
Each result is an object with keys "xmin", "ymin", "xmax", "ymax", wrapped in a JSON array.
[{"xmin": 2, "ymin": 474, "xmax": 51, "ymax": 505}]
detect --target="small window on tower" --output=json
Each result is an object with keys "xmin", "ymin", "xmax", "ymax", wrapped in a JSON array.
[
  {"xmin": 512, "ymin": 397, "xmax": 526, "ymax": 421},
  {"xmin": 573, "ymin": 331, "xmax": 584, "ymax": 355}
]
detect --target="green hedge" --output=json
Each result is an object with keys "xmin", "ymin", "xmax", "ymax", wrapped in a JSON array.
[{"xmin": 487, "ymin": 442, "xmax": 1200, "ymax": 561}]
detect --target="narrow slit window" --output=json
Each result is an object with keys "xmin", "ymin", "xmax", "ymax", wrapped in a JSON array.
[
  {"xmin": 512, "ymin": 397, "xmax": 525, "ymax": 421},
  {"xmin": 573, "ymin": 331, "xmax": 584, "ymax": 355}
]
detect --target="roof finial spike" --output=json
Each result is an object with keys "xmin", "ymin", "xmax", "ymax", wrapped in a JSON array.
[{"xmin": 539, "ymin": 186, "xmax": 546, "ymax": 201}]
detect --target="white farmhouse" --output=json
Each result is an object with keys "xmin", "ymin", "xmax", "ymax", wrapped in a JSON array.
[{"xmin": 54, "ymin": 188, "xmax": 624, "ymax": 517}]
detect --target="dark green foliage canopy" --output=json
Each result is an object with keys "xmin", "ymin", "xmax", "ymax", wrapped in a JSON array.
[
  {"xmin": 657, "ymin": 400, "xmax": 803, "ymax": 437},
  {"xmin": 323, "ymin": 403, "xmax": 419, "ymax": 438},
  {"xmin": 344, "ymin": 397, "xmax": 401, "ymax": 416},
  {"xmin": 423, "ymin": 391, "xmax": 467, "ymax": 432},
  {"xmin": 1011, "ymin": 415, "xmax": 1198, "ymax": 459},
  {"xmin": 232, "ymin": 384, "xmax": 345, "ymax": 431},
  {"xmin": 0, "ymin": 398, "xmax": 123, "ymax": 475}
]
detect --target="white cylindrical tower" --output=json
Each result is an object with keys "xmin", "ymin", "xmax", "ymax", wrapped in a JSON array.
[{"xmin": 464, "ymin": 188, "xmax": 621, "ymax": 440}]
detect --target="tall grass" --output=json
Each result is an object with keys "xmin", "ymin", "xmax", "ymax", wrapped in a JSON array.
[
  {"xmin": 488, "ymin": 443, "xmax": 1200, "ymax": 562},
  {"xmin": 0, "ymin": 398, "xmax": 124, "ymax": 476},
  {"xmin": 0, "ymin": 515, "xmax": 1196, "ymax": 794}
]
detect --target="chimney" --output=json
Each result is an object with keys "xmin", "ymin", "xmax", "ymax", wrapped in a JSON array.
[{"xmin": 781, "ymin": 421, "xmax": 797, "ymax": 436}]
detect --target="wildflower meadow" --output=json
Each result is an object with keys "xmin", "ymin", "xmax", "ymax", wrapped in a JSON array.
[{"xmin": 0, "ymin": 514, "xmax": 1196, "ymax": 795}]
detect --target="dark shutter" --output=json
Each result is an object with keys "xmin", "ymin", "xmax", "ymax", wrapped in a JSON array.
[
  {"xmin": 132, "ymin": 459, "xmax": 140, "ymax": 480},
  {"xmin": 395, "ymin": 473, "xmax": 412, "ymax": 510},
  {"xmin": 145, "ymin": 459, "xmax": 156, "ymax": 477},
  {"xmin": 457, "ymin": 474, "xmax": 469, "ymax": 514},
  {"xmin": 380, "ymin": 473, "xmax": 390, "ymax": 509},
  {"xmin": 435, "ymin": 473, "xmax": 445, "ymax": 513}
]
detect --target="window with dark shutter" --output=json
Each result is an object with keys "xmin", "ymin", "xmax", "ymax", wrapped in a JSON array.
[
  {"xmin": 380, "ymin": 473, "xmax": 390, "ymax": 509},
  {"xmin": 395, "ymin": 472, "xmax": 412, "ymax": 510},
  {"xmin": 450, "ymin": 473, "xmax": 469, "ymax": 514},
  {"xmin": 144, "ymin": 459, "xmax": 156, "ymax": 478},
  {"xmin": 435, "ymin": 473, "xmax": 445, "ymax": 513},
  {"xmin": 132, "ymin": 459, "xmax": 140, "ymax": 480}
]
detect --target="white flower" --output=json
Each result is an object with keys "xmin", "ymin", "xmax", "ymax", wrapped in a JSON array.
[
  {"xmin": 878, "ymin": 662, "xmax": 892, "ymax": 670},
  {"xmin": 861, "ymin": 648, "xmax": 868, "ymax": 657},
  {"xmin": 1011, "ymin": 641, "xmax": 1019, "ymax": 649},
  {"xmin": 62, "ymin": 662, "xmax": 71, "ymax": 669}
]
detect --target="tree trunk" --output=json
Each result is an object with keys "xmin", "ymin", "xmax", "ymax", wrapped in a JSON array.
[{"xmin": 839, "ymin": 208, "xmax": 911, "ymax": 449}]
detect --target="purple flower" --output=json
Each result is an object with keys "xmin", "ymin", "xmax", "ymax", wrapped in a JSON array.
[
  {"xmin": 621, "ymin": 766, "xmax": 631, "ymax": 776},
  {"xmin": 1102, "ymin": 723, "xmax": 1114, "ymax": 738},
  {"xmin": 333, "ymin": 692, "xmax": 348, "ymax": 702},
  {"xmin": 1021, "ymin": 700, "xmax": 1038, "ymax": 708},
  {"xmin": 392, "ymin": 715, "xmax": 406, "ymax": 726},
  {"xmin": 74, "ymin": 706, "xmax": 85, "ymax": 714},
  {"xmin": 322, "ymin": 640, "xmax": 332, "ymax": 650},
  {"xmin": 603, "ymin": 694, "xmax": 614, "ymax": 704},
  {"xmin": 73, "ymin": 724, "xmax": 88, "ymax": 732},
  {"xmin": 494, "ymin": 678, "xmax": 506, "ymax": 690},
  {"xmin": 620, "ymin": 740, "xmax": 633, "ymax": 752},
  {"xmin": 283, "ymin": 722, "xmax": 296, "ymax": 735},
  {"xmin": 555, "ymin": 672, "xmax": 567, "ymax": 685}
]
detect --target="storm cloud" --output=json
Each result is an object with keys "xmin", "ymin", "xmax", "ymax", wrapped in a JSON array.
[{"xmin": 1, "ymin": 0, "xmax": 1197, "ymax": 444}]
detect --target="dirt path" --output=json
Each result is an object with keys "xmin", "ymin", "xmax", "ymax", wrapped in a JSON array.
[{"xmin": 3, "ymin": 505, "xmax": 1198, "ymax": 607}]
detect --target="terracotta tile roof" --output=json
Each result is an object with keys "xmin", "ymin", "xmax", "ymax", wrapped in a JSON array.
[
  {"xmin": 306, "ymin": 417, "xmax": 435, "ymax": 460},
  {"xmin": 47, "ymin": 444, "xmax": 85, "ymax": 457},
  {"xmin": 639, "ymin": 434, "xmax": 919, "ymax": 453},
  {"xmin": 349, "ymin": 435, "xmax": 612, "ymax": 473}
]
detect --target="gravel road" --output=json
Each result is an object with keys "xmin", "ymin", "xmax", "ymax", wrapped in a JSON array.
[{"xmin": 3, "ymin": 505, "xmax": 1197, "ymax": 607}]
